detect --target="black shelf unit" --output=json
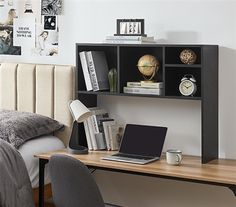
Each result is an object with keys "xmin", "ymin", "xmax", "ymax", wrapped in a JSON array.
[{"xmin": 76, "ymin": 43, "xmax": 218, "ymax": 164}]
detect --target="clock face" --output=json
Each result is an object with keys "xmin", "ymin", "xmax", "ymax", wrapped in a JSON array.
[{"xmin": 179, "ymin": 80, "xmax": 195, "ymax": 96}]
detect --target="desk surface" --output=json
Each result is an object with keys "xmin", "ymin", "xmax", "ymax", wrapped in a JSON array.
[{"xmin": 35, "ymin": 149, "xmax": 236, "ymax": 186}]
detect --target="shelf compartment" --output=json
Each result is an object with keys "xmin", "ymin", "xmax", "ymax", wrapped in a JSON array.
[
  {"xmin": 76, "ymin": 44, "xmax": 118, "ymax": 91},
  {"xmin": 119, "ymin": 46, "xmax": 163, "ymax": 92},
  {"xmin": 165, "ymin": 46, "xmax": 201, "ymax": 65},
  {"xmin": 165, "ymin": 67, "xmax": 201, "ymax": 97}
]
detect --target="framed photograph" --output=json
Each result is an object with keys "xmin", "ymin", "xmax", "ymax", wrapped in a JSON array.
[{"xmin": 116, "ymin": 19, "xmax": 145, "ymax": 36}]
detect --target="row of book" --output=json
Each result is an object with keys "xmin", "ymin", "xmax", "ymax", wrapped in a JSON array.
[
  {"xmin": 123, "ymin": 81, "xmax": 163, "ymax": 95},
  {"xmin": 79, "ymin": 51, "xmax": 109, "ymax": 91},
  {"xmin": 104, "ymin": 35, "xmax": 156, "ymax": 44},
  {"xmin": 84, "ymin": 107, "xmax": 124, "ymax": 151}
]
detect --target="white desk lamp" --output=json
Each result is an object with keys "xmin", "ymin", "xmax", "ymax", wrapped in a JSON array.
[{"xmin": 68, "ymin": 100, "xmax": 92, "ymax": 154}]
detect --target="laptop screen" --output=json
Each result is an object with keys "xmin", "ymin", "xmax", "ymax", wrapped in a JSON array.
[{"xmin": 119, "ymin": 124, "xmax": 167, "ymax": 157}]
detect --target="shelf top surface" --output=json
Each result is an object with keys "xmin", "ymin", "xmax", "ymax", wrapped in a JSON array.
[
  {"xmin": 76, "ymin": 43, "xmax": 218, "ymax": 47},
  {"xmin": 35, "ymin": 149, "xmax": 236, "ymax": 186}
]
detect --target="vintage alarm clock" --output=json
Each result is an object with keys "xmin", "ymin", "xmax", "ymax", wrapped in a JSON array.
[{"xmin": 179, "ymin": 74, "xmax": 197, "ymax": 96}]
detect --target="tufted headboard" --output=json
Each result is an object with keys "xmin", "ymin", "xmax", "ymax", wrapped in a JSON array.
[{"xmin": 0, "ymin": 63, "xmax": 75, "ymax": 146}]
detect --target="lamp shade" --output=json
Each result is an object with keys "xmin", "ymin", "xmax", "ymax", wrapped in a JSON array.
[{"xmin": 69, "ymin": 100, "xmax": 92, "ymax": 123}]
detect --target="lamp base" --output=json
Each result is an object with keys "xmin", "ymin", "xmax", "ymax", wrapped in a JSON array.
[
  {"xmin": 67, "ymin": 145, "xmax": 88, "ymax": 154},
  {"xmin": 68, "ymin": 120, "xmax": 88, "ymax": 154}
]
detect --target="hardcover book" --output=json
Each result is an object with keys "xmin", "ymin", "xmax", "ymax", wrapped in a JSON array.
[
  {"xmin": 86, "ymin": 51, "xmax": 109, "ymax": 91},
  {"xmin": 127, "ymin": 82, "xmax": 163, "ymax": 89},
  {"xmin": 83, "ymin": 120, "xmax": 93, "ymax": 150},
  {"xmin": 123, "ymin": 87, "xmax": 163, "ymax": 95},
  {"xmin": 108, "ymin": 124, "xmax": 124, "ymax": 150},
  {"xmin": 102, "ymin": 120, "xmax": 116, "ymax": 151},
  {"xmin": 79, "ymin": 51, "xmax": 93, "ymax": 91},
  {"xmin": 87, "ymin": 108, "xmax": 109, "ymax": 150}
]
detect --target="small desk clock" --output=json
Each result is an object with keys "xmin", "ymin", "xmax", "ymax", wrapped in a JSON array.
[{"xmin": 179, "ymin": 74, "xmax": 197, "ymax": 96}]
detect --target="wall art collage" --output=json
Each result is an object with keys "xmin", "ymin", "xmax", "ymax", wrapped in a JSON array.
[{"xmin": 0, "ymin": 0, "xmax": 62, "ymax": 56}]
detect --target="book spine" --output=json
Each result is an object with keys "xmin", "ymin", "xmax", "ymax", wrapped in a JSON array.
[
  {"xmin": 91, "ymin": 114, "xmax": 99, "ymax": 134},
  {"xmin": 79, "ymin": 51, "xmax": 93, "ymax": 91},
  {"xmin": 103, "ymin": 40, "xmax": 155, "ymax": 44},
  {"xmin": 108, "ymin": 125, "xmax": 119, "ymax": 150},
  {"xmin": 123, "ymin": 87, "xmax": 163, "ymax": 95},
  {"xmin": 103, "ymin": 121, "xmax": 115, "ymax": 151},
  {"xmin": 141, "ymin": 82, "xmax": 163, "ymax": 89},
  {"xmin": 107, "ymin": 125, "xmax": 113, "ymax": 150},
  {"xmin": 106, "ymin": 36, "xmax": 141, "ymax": 40},
  {"xmin": 86, "ymin": 51, "xmax": 99, "ymax": 91},
  {"xmin": 127, "ymin": 82, "xmax": 141, "ymax": 87},
  {"xmin": 127, "ymin": 82, "xmax": 163, "ymax": 88},
  {"xmin": 95, "ymin": 133, "xmax": 106, "ymax": 150},
  {"xmin": 83, "ymin": 120, "xmax": 93, "ymax": 150},
  {"xmin": 106, "ymin": 36, "xmax": 154, "ymax": 41},
  {"xmin": 87, "ymin": 116, "xmax": 98, "ymax": 150}
]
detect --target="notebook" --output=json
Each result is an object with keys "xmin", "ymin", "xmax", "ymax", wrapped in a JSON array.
[{"xmin": 102, "ymin": 124, "xmax": 168, "ymax": 165}]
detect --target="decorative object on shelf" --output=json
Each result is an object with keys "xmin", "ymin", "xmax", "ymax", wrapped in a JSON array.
[
  {"xmin": 68, "ymin": 100, "xmax": 92, "ymax": 154},
  {"xmin": 166, "ymin": 149, "xmax": 182, "ymax": 166},
  {"xmin": 137, "ymin": 54, "xmax": 160, "ymax": 82},
  {"xmin": 116, "ymin": 19, "xmax": 145, "ymax": 36},
  {"xmin": 179, "ymin": 74, "xmax": 197, "ymax": 96},
  {"xmin": 108, "ymin": 68, "xmax": 117, "ymax": 92},
  {"xmin": 179, "ymin": 49, "xmax": 197, "ymax": 65}
]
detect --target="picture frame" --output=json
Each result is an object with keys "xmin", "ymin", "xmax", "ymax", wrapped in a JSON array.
[{"xmin": 115, "ymin": 19, "xmax": 146, "ymax": 36}]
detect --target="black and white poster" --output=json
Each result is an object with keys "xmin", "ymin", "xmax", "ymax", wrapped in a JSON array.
[
  {"xmin": 32, "ymin": 24, "xmax": 58, "ymax": 56},
  {"xmin": 0, "ymin": 3, "xmax": 21, "ymax": 55},
  {"xmin": 0, "ymin": 26, "xmax": 21, "ymax": 55},
  {"xmin": 13, "ymin": 18, "xmax": 35, "ymax": 50},
  {"xmin": 0, "ymin": 0, "xmax": 62, "ymax": 56},
  {"xmin": 41, "ymin": 0, "xmax": 62, "ymax": 15},
  {"xmin": 43, "ymin": 15, "xmax": 56, "ymax": 30}
]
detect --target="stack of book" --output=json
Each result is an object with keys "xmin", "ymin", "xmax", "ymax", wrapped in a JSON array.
[
  {"xmin": 104, "ymin": 35, "xmax": 156, "ymax": 44},
  {"xmin": 79, "ymin": 51, "xmax": 109, "ymax": 91},
  {"xmin": 84, "ymin": 107, "xmax": 124, "ymax": 151},
  {"xmin": 123, "ymin": 82, "xmax": 163, "ymax": 95}
]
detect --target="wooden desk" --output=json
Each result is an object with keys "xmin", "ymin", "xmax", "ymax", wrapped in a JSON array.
[{"xmin": 35, "ymin": 150, "xmax": 236, "ymax": 207}]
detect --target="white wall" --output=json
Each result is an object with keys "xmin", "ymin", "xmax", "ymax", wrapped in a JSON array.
[{"xmin": 1, "ymin": 0, "xmax": 236, "ymax": 206}]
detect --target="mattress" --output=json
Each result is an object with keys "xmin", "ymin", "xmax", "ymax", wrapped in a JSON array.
[{"xmin": 18, "ymin": 135, "xmax": 65, "ymax": 188}]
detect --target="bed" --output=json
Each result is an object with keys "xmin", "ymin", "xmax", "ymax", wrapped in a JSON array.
[{"xmin": 0, "ymin": 62, "xmax": 75, "ymax": 203}]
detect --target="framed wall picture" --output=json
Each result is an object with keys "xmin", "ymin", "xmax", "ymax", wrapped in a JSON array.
[{"xmin": 116, "ymin": 19, "xmax": 145, "ymax": 36}]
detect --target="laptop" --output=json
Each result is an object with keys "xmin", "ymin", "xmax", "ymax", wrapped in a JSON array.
[{"xmin": 102, "ymin": 124, "xmax": 168, "ymax": 165}]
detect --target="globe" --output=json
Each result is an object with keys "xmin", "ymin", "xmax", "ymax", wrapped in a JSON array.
[{"xmin": 137, "ymin": 54, "xmax": 159, "ymax": 81}]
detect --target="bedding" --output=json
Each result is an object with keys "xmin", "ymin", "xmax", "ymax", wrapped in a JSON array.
[
  {"xmin": 19, "ymin": 135, "xmax": 65, "ymax": 188},
  {"xmin": 0, "ymin": 139, "xmax": 35, "ymax": 207},
  {"xmin": 0, "ymin": 109, "xmax": 64, "ymax": 148}
]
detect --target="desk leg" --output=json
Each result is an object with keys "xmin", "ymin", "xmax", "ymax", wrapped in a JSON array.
[{"xmin": 39, "ymin": 158, "xmax": 49, "ymax": 207}]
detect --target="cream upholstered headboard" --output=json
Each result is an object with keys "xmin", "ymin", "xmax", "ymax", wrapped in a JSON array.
[{"xmin": 0, "ymin": 63, "xmax": 75, "ymax": 146}]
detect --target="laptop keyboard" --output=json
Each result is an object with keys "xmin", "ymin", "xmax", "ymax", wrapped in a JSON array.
[{"xmin": 113, "ymin": 153, "xmax": 154, "ymax": 160}]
